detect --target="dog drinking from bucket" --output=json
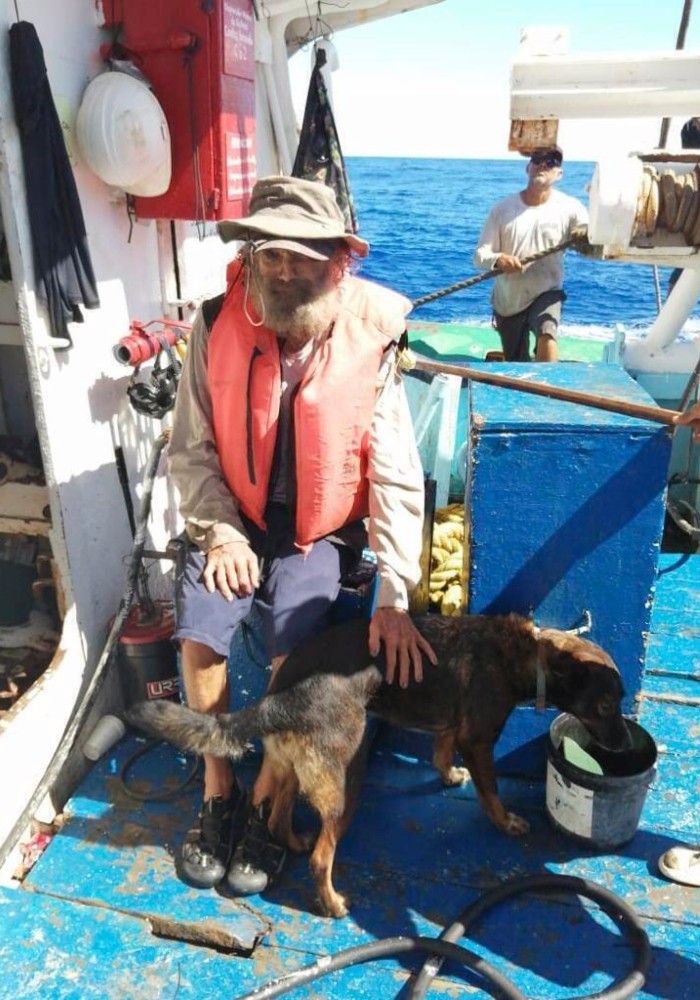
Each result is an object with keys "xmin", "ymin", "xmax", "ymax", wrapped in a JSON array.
[{"xmin": 128, "ymin": 613, "xmax": 628, "ymax": 918}]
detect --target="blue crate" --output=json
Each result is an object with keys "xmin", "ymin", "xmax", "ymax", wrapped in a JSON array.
[{"xmin": 466, "ymin": 362, "xmax": 671, "ymax": 708}]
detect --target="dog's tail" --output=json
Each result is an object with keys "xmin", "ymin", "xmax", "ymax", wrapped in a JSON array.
[
  {"xmin": 127, "ymin": 665, "xmax": 382, "ymax": 759},
  {"xmin": 126, "ymin": 700, "xmax": 265, "ymax": 760}
]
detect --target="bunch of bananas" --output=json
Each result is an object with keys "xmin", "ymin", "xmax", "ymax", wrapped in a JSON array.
[{"xmin": 429, "ymin": 504, "xmax": 467, "ymax": 616}]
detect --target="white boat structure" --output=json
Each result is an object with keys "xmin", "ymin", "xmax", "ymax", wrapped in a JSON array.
[{"xmin": 0, "ymin": 3, "xmax": 698, "ymax": 997}]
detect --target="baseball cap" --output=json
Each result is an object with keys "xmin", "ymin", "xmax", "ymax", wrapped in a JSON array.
[{"xmin": 530, "ymin": 146, "xmax": 563, "ymax": 167}]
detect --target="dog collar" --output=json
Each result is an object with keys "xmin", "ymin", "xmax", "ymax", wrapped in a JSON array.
[
  {"xmin": 536, "ymin": 658, "xmax": 547, "ymax": 710},
  {"xmin": 530, "ymin": 623, "xmax": 546, "ymax": 709}
]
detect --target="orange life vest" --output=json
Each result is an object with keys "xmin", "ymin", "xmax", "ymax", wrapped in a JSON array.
[{"xmin": 208, "ymin": 259, "xmax": 412, "ymax": 548}]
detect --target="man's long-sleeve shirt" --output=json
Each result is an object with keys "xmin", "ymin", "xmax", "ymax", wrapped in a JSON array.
[{"xmin": 168, "ymin": 308, "xmax": 425, "ymax": 610}]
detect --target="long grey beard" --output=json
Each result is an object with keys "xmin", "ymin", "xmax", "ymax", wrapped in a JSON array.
[{"xmin": 260, "ymin": 285, "xmax": 343, "ymax": 345}]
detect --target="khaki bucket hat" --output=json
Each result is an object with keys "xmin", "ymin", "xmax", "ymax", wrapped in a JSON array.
[{"xmin": 217, "ymin": 176, "xmax": 369, "ymax": 258}]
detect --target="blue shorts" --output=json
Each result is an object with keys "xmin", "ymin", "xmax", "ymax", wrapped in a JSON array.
[{"xmin": 173, "ymin": 506, "xmax": 353, "ymax": 659}]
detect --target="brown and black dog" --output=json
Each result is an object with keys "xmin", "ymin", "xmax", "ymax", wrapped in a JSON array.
[{"xmin": 128, "ymin": 613, "xmax": 628, "ymax": 918}]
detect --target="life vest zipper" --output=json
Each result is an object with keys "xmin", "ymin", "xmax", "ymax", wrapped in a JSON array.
[{"xmin": 246, "ymin": 346, "xmax": 263, "ymax": 485}]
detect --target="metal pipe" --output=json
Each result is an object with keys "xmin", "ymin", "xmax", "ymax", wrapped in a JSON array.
[
  {"xmin": 636, "ymin": 268, "xmax": 700, "ymax": 354},
  {"xmin": 412, "ymin": 354, "xmax": 681, "ymax": 427}
]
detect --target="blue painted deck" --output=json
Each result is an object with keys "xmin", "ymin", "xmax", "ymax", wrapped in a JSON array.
[{"xmin": 0, "ymin": 553, "xmax": 698, "ymax": 999}]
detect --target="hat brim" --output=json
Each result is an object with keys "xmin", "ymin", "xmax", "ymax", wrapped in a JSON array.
[
  {"xmin": 217, "ymin": 217, "xmax": 369, "ymax": 257},
  {"xmin": 251, "ymin": 237, "xmax": 339, "ymax": 261}
]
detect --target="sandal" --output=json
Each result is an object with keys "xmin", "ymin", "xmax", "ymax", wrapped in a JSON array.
[
  {"xmin": 658, "ymin": 845, "xmax": 700, "ymax": 887},
  {"xmin": 177, "ymin": 781, "xmax": 246, "ymax": 889}
]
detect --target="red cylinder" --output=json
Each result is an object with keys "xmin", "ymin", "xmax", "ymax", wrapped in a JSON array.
[{"xmin": 116, "ymin": 604, "xmax": 180, "ymax": 706}]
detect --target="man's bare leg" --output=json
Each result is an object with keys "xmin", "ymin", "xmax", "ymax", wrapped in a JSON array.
[
  {"xmin": 226, "ymin": 654, "xmax": 290, "ymax": 895},
  {"xmin": 178, "ymin": 638, "xmax": 243, "ymax": 889},
  {"xmin": 180, "ymin": 638, "xmax": 234, "ymax": 800},
  {"xmin": 536, "ymin": 332, "xmax": 558, "ymax": 362}
]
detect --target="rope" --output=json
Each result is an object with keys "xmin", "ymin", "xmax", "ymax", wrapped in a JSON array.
[
  {"xmin": 652, "ymin": 0, "xmax": 694, "ymax": 311},
  {"xmin": 632, "ymin": 162, "xmax": 700, "ymax": 243},
  {"xmin": 411, "ymin": 234, "xmax": 581, "ymax": 309}
]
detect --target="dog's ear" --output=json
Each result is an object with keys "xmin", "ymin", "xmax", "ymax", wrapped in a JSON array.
[
  {"xmin": 538, "ymin": 630, "xmax": 624, "ymax": 706},
  {"xmin": 538, "ymin": 633, "xmax": 589, "ymax": 682},
  {"xmin": 544, "ymin": 647, "xmax": 589, "ymax": 688}
]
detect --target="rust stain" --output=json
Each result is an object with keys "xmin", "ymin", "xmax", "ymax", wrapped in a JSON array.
[
  {"xmin": 508, "ymin": 118, "xmax": 559, "ymax": 154},
  {"xmin": 643, "ymin": 883, "xmax": 700, "ymax": 919}
]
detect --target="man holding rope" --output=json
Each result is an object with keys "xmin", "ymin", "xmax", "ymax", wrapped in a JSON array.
[{"xmin": 473, "ymin": 146, "xmax": 588, "ymax": 363}]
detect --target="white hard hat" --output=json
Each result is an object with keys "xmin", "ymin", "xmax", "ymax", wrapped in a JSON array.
[{"xmin": 76, "ymin": 70, "xmax": 172, "ymax": 197}]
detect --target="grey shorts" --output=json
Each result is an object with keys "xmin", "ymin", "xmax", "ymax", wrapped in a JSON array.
[
  {"xmin": 173, "ymin": 506, "xmax": 355, "ymax": 659},
  {"xmin": 494, "ymin": 289, "xmax": 566, "ymax": 361}
]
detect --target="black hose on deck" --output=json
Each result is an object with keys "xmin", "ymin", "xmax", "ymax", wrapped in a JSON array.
[
  {"xmin": 0, "ymin": 432, "xmax": 170, "ymax": 870},
  {"xmin": 411, "ymin": 873, "xmax": 650, "ymax": 1000},
  {"xmin": 233, "ymin": 873, "xmax": 651, "ymax": 1000}
]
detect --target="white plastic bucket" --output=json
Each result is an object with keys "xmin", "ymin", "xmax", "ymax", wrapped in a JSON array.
[{"xmin": 546, "ymin": 713, "xmax": 657, "ymax": 850}]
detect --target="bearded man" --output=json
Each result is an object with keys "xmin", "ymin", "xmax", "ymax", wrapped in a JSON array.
[{"xmin": 168, "ymin": 176, "xmax": 434, "ymax": 897}]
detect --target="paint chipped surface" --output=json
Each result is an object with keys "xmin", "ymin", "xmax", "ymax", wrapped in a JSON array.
[{"xmin": 4, "ymin": 558, "xmax": 700, "ymax": 996}]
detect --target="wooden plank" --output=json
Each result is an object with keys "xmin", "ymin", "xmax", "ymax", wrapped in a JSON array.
[
  {"xmin": 0, "ymin": 886, "xmax": 414, "ymax": 1000},
  {"xmin": 0, "ymin": 321, "xmax": 22, "ymax": 347},
  {"xmin": 646, "ymin": 632, "xmax": 700, "ymax": 677},
  {"xmin": 20, "ymin": 726, "xmax": 700, "ymax": 999},
  {"xmin": 0, "ymin": 481, "xmax": 50, "ymax": 535},
  {"xmin": 26, "ymin": 742, "xmax": 268, "ymax": 954}
]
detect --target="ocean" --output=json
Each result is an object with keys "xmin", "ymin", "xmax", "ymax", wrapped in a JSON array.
[{"xmin": 346, "ymin": 156, "xmax": 695, "ymax": 341}]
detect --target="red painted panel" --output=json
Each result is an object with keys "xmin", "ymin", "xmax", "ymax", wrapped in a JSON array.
[{"xmin": 120, "ymin": 0, "xmax": 256, "ymax": 221}]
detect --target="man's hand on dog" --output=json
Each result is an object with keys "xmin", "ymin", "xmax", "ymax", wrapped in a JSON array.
[
  {"xmin": 369, "ymin": 607, "xmax": 438, "ymax": 687},
  {"xmin": 203, "ymin": 541, "xmax": 260, "ymax": 600}
]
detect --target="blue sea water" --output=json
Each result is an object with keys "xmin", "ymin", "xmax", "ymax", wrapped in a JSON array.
[{"xmin": 346, "ymin": 157, "xmax": 688, "ymax": 339}]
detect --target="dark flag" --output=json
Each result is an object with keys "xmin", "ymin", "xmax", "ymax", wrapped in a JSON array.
[
  {"xmin": 292, "ymin": 47, "xmax": 358, "ymax": 235},
  {"xmin": 9, "ymin": 22, "xmax": 99, "ymax": 348}
]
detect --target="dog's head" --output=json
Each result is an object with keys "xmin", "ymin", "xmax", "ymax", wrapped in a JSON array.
[{"xmin": 537, "ymin": 629, "xmax": 629, "ymax": 750}]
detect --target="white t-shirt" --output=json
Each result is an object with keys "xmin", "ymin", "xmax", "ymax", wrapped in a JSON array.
[{"xmin": 473, "ymin": 189, "xmax": 588, "ymax": 317}]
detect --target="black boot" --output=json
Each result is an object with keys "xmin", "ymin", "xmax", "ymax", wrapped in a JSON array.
[
  {"xmin": 226, "ymin": 799, "xmax": 288, "ymax": 896},
  {"xmin": 177, "ymin": 782, "xmax": 246, "ymax": 889}
]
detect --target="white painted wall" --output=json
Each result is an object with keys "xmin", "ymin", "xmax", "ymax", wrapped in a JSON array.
[
  {"xmin": 0, "ymin": 0, "xmax": 179, "ymax": 852},
  {"xmin": 0, "ymin": 0, "xmax": 427, "ymax": 858}
]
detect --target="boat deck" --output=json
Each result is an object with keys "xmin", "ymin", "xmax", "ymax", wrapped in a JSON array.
[{"xmin": 1, "ymin": 553, "xmax": 699, "ymax": 999}]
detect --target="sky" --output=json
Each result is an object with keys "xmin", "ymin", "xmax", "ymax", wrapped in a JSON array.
[{"xmin": 288, "ymin": 0, "xmax": 700, "ymax": 160}]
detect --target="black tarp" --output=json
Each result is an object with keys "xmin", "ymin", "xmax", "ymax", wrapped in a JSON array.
[
  {"xmin": 9, "ymin": 22, "xmax": 99, "ymax": 348},
  {"xmin": 292, "ymin": 47, "xmax": 358, "ymax": 235}
]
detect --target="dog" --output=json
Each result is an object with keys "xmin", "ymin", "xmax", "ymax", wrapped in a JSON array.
[{"xmin": 128, "ymin": 613, "xmax": 627, "ymax": 918}]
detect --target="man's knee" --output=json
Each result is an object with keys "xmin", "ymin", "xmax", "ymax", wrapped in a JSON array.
[
  {"xmin": 180, "ymin": 637, "xmax": 226, "ymax": 671},
  {"xmin": 538, "ymin": 322, "xmax": 558, "ymax": 341}
]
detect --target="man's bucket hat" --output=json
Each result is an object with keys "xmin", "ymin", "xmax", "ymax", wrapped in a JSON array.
[{"xmin": 217, "ymin": 176, "xmax": 369, "ymax": 258}]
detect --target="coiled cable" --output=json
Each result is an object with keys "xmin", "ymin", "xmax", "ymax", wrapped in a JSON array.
[{"xmin": 234, "ymin": 873, "xmax": 650, "ymax": 1000}]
